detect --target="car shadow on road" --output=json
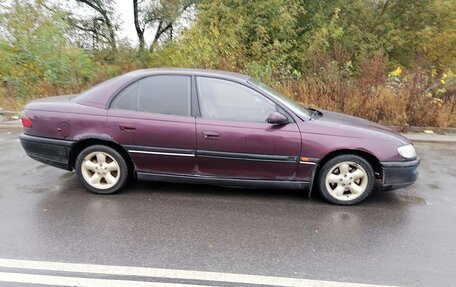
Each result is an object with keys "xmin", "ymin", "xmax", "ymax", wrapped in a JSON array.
[
  {"xmin": 124, "ymin": 179, "xmax": 421, "ymax": 209},
  {"xmin": 42, "ymin": 169, "xmax": 424, "ymax": 211}
]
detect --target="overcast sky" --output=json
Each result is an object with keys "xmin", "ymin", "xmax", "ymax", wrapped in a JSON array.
[{"xmin": 115, "ymin": 0, "xmax": 138, "ymax": 44}]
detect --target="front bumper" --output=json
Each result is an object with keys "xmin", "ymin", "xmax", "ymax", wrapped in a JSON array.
[
  {"xmin": 380, "ymin": 158, "xmax": 420, "ymax": 191},
  {"xmin": 19, "ymin": 133, "xmax": 74, "ymax": 170}
]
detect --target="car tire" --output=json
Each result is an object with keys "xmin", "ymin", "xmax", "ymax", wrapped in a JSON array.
[
  {"xmin": 75, "ymin": 145, "xmax": 129, "ymax": 194},
  {"xmin": 317, "ymin": 154, "xmax": 375, "ymax": 205}
]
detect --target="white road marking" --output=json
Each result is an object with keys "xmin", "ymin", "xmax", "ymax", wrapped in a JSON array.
[
  {"xmin": 0, "ymin": 272, "xmax": 218, "ymax": 287},
  {"xmin": 0, "ymin": 258, "xmax": 400, "ymax": 287}
]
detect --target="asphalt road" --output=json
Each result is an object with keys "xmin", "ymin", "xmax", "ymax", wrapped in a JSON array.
[{"xmin": 0, "ymin": 126, "xmax": 455, "ymax": 287}]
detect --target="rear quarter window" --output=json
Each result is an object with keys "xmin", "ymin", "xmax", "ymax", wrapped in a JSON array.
[{"xmin": 110, "ymin": 82, "xmax": 139, "ymax": 111}]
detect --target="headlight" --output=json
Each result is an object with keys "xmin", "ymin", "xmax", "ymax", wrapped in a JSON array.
[{"xmin": 397, "ymin": 144, "xmax": 416, "ymax": 159}]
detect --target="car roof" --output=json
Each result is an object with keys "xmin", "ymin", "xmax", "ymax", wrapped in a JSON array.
[
  {"xmin": 75, "ymin": 68, "xmax": 251, "ymax": 108},
  {"xmin": 126, "ymin": 68, "xmax": 251, "ymax": 82}
]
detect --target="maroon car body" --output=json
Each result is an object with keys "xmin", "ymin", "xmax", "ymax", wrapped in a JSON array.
[{"xmin": 19, "ymin": 68, "xmax": 419, "ymax": 204}]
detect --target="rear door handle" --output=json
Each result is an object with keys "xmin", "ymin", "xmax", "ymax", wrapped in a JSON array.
[
  {"xmin": 203, "ymin": 131, "xmax": 220, "ymax": 140},
  {"xmin": 119, "ymin": 124, "xmax": 136, "ymax": 132}
]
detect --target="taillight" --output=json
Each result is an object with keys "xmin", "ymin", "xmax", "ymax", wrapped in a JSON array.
[{"xmin": 21, "ymin": 115, "xmax": 32, "ymax": 128}]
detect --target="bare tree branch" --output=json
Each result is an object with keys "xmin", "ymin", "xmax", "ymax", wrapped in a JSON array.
[
  {"xmin": 75, "ymin": 0, "xmax": 117, "ymax": 51},
  {"xmin": 132, "ymin": 0, "xmax": 198, "ymax": 52},
  {"xmin": 133, "ymin": 0, "xmax": 145, "ymax": 51}
]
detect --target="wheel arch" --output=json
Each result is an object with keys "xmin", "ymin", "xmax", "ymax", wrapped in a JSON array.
[
  {"xmin": 312, "ymin": 149, "xmax": 383, "ymax": 187},
  {"xmin": 69, "ymin": 138, "xmax": 135, "ymax": 178}
]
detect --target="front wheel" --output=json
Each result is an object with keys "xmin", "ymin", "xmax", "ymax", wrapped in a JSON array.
[
  {"xmin": 75, "ymin": 145, "xmax": 129, "ymax": 194},
  {"xmin": 317, "ymin": 155, "xmax": 375, "ymax": 205}
]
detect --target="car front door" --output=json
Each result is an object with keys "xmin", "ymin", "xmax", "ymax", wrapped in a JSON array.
[
  {"xmin": 195, "ymin": 77, "xmax": 301, "ymax": 180},
  {"xmin": 108, "ymin": 75, "xmax": 196, "ymax": 175}
]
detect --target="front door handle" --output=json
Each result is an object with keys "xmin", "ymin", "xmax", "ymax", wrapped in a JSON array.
[
  {"xmin": 119, "ymin": 124, "xmax": 136, "ymax": 132},
  {"xmin": 203, "ymin": 131, "xmax": 220, "ymax": 140}
]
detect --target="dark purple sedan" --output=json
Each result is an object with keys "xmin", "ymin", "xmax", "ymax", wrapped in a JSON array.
[{"xmin": 19, "ymin": 68, "xmax": 419, "ymax": 205}]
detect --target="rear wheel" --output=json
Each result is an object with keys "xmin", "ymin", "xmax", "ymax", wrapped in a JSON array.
[
  {"xmin": 75, "ymin": 145, "xmax": 129, "ymax": 194},
  {"xmin": 317, "ymin": 154, "xmax": 375, "ymax": 205}
]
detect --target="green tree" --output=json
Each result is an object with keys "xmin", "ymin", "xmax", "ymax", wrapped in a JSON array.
[
  {"xmin": 0, "ymin": 0, "xmax": 96, "ymax": 99},
  {"xmin": 152, "ymin": 0, "xmax": 303, "ymax": 81},
  {"xmin": 383, "ymin": 0, "xmax": 456, "ymax": 70}
]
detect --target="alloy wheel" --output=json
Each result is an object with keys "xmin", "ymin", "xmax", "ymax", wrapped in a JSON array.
[
  {"xmin": 80, "ymin": 151, "xmax": 120, "ymax": 190},
  {"xmin": 325, "ymin": 161, "xmax": 368, "ymax": 201}
]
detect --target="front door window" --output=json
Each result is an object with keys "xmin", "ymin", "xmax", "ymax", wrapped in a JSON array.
[{"xmin": 196, "ymin": 77, "xmax": 276, "ymax": 123}]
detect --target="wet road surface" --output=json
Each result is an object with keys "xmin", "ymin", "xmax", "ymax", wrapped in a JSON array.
[{"xmin": 0, "ymin": 127, "xmax": 455, "ymax": 287}]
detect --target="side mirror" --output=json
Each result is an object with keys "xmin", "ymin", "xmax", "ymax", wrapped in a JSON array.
[{"xmin": 266, "ymin": 112, "xmax": 289, "ymax": 125}]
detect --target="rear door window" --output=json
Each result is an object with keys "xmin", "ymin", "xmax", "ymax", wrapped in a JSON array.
[
  {"xmin": 110, "ymin": 75, "xmax": 191, "ymax": 117},
  {"xmin": 138, "ymin": 75, "xmax": 191, "ymax": 117}
]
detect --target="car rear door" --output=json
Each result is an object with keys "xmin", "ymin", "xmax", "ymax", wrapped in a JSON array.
[
  {"xmin": 108, "ymin": 75, "xmax": 196, "ymax": 175},
  {"xmin": 194, "ymin": 77, "xmax": 301, "ymax": 180}
]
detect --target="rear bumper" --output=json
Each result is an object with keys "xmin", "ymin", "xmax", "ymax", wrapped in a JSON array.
[
  {"xmin": 380, "ymin": 158, "xmax": 420, "ymax": 191},
  {"xmin": 19, "ymin": 133, "xmax": 74, "ymax": 170}
]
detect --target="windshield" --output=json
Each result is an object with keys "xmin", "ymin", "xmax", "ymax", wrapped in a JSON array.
[{"xmin": 248, "ymin": 78, "xmax": 313, "ymax": 118}]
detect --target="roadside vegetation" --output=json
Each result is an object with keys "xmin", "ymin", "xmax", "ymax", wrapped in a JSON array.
[{"xmin": 0, "ymin": 0, "xmax": 455, "ymax": 126}]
